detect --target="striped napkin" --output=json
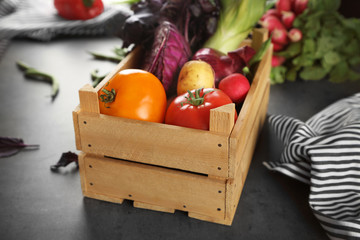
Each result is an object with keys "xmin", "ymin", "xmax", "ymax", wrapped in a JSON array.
[
  {"xmin": 264, "ymin": 92, "xmax": 360, "ymax": 239},
  {"xmin": 0, "ymin": 0, "xmax": 131, "ymax": 60}
]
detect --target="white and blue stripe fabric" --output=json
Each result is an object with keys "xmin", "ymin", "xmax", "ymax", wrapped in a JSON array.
[
  {"xmin": 0, "ymin": 0, "xmax": 131, "ymax": 61},
  {"xmin": 264, "ymin": 92, "xmax": 360, "ymax": 239}
]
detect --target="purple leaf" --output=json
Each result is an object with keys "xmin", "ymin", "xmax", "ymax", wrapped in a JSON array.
[
  {"xmin": 50, "ymin": 151, "xmax": 78, "ymax": 171},
  {"xmin": 0, "ymin": 137, "xmax": 39, "ymax": 158}
]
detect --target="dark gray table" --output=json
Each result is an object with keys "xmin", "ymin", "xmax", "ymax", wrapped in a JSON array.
[{"xmin": 1, "ymin": 36, "xmax": 359, "ymax": 240}]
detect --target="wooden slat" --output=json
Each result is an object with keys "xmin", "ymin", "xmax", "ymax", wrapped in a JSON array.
[
  {"xmin": 225, "ymin": 82, "xmax": 270, "ymax": 223},
  {"xmin": 134, "ymin": 201, "xmax": 175, "ymax": 213},
  {"xmin": 251, "ymin": 28, "xmax": 269, "ymax": 52},
  {"xmin": 209, "ymin": 103, "xmax": 235, "ymax": 135},
  {"xmin": 78, "ymin": 112, "xmax": 230, "ymax": 177},
  {"xmin": 82, "ymin": 154, "xmax": 226, "ymax": 220},
  {"xmin": 228, "ymin": 42, "xmax": 272, "ymax": 179},
  {"xmin": 72, "ymin": 105, "xmax": 82, "ymax": 150},
  {"xmin": 79, "ymin": 84, "xmax": 100, "ymax": 114}
]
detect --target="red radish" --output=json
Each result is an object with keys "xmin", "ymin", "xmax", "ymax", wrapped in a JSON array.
[
  {"xmin": 281, "ymin": 11, "xmax": 295, "ymax": 29},
  {"xmin": 293, "ymin": 0, "xmax": 308, "ymax": 15},
  {"xmin": 276, "ymin": 0, "xmax": 292, "ymax": 12},
  {"xmin": 261, "ymin": 15, "xmax": 286, "ymax": 33},
  {"xmin": 218, "ymin": 73, "xmax": 250, "ymax": 104},
  {"xmin": 272, "ymin": 55, "xmax": 286, "ymax": 67},
  {"xmin": 272, "ymin": 28, "xmax": 288, "ymax": 45},
  {"xmin": 261, "ymin": 9, "xmax": 281, "ymax": 21},
  {"xmin": 272, "ymin": 42, "xmax": 285, "ymax": 52},
  {"xmin": 288, "ymin": 28, "xmax": 303, "ymax": 42}
]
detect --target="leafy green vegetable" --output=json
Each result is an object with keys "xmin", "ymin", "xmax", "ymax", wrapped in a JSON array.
[
  {"xmin": 203, "ymin": 0, "xmax": 267, "ymax": 53},
  {"xmin": 271, "ymin": 0, "xmax": 360, "ymax": 84}
]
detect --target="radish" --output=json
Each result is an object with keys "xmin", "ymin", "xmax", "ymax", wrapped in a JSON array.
[
  {"xmin": 218, "ymin": 73, "xmax": 250, "ymax": 104},
  {"xmin": 261, "ymin": 9, "xmax": 281, "ymax": 21},
  {"xmin": 293, "ymin": 0, "xmax": 308, "ymax": 15},
  {"xmin": 261, "ymin": 15, "xmax": 286, "ymax": 33},
  {"xmin": 288, "ymin": 28, "xmax": 302, "ymax": 42},
  {"xmin": 272, "ymin": 28, "xmax": 288, "ymax": 45},
  {"xmin": 272, "ymin": 55, "xmax": 286, "ymax": 67},
  {"xmin": 281, "ymin": 11, "xmax": 295, "ymax": 29},
  {"xmin": 272, "ymin": 42, "xmax": 285, "ymax": 52},
  {"xmin": 276, "ymin": 0, "xmax": 292, "ymax": 12}
]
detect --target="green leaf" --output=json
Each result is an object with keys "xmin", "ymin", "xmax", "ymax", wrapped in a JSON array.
[
  {"xmin": 270, "ymin": 66, "xmax": 287, "ymax": 84},
  {"xmin": 285, "ymin": 67, "xmax": 298, "ymax": 82},
  {"xmin": 349, "ymin": 56, "xmax": 360, "ymax": 66},
  {"xmin": 275, "ymin": 42, "xmax": 302, "ymax": 58},
  {"xmin": 329, "ymin": 61, "xmax": 349, "ymax": 83},
  {"xmin": 303, "ymin": 39, "xmax": 316, "ymax": 54},
  {"xmin": 300, "ymin": 65, "xmax": 328, "ymax": 81},
  {"xmin": 323, "ymin": 51, "xmax": 341, "ymax": 66}
]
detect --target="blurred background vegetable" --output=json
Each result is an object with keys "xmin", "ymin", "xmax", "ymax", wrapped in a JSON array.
[
  {"xmin": 203, "ymin": 0, "xmax": 267, "ymax": 53},
  {"xmin": 262, "ymin": 0, "xmax": 360, "ymax": 84}
]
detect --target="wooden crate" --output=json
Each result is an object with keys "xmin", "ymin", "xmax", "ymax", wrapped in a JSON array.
[{"xmin": 73, "ymin": 28, "xmax": 272, "ymax": 225}]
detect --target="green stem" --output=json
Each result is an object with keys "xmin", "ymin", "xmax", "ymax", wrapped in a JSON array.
[
  {"xmin": 16, "ymin": 61, "xmax": 59, "ymax": 101},
  {"xmin": 88, "ymin": 51, "xmax": 124, "ymax": 63},
  {"xmin": 91, "ymin": 69, "xmax": 108, "ymax": 87}
]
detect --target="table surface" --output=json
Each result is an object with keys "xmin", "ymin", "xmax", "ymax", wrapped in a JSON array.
[{"xmin": 0, "ymin": 35, "xmax": 360, "ymax": 240}]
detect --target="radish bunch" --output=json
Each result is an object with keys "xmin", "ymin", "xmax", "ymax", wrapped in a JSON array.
[{"xmin": 260, "ymin": 0, "xmax": 308, "ymax": 67}]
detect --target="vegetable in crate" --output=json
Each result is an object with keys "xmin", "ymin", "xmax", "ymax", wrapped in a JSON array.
[
  {"xmin": 98, "ymin": 69, "xmax": 167, "ymax": 123},
  {"xmin": 142, "ymin": 21, "xmax": 192, "ymax": 95},
  {"xmin": 54, "ymin": 0, "xmax": 104, "ymax": 20},
  {"xmin": 192, "ymin": 46, "xmax": 256, "ymax": 85},
  {"xmin": 177, "ymin": 60, "xmax": 215, "ymax": 96},
  {"xmin": 165, "ymin": 88, "xmax": 236, "ymax": 130},
  {"xmin": 203, "ymin": 0, "xmax": 267, "ymax": 53}
]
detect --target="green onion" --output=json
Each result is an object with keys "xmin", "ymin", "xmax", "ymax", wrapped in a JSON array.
[{"xmin": 203, "ymin": 0, "xmax": 267, "ymax": 53}]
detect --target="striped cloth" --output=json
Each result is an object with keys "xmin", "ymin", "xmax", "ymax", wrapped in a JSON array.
[
  {"xmin": 264, "ymin": 92, "xmax": 360, "ymax": 239},
  {"xmin": 0, "ymin": 0, "xmax": 131, "ymax": 60}
]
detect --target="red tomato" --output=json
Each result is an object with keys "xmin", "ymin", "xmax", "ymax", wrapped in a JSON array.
[
  {"xmin": 98, "ymin": 69, "xmax": 167, "ymax": 123},
  {"xmin": 54, "ymin": 0, "xmax": 104, "ymax": 20},
  {"xmin": 165, "ymin": 88, "xmax": 237, "ymax": 130}
]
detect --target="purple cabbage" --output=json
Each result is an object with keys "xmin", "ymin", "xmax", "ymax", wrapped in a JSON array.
[{"xmin": 142, "ymin": 21, "xmax": 192, "ymax": 95}]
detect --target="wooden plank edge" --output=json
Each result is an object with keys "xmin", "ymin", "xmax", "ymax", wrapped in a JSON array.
[
  {"xmin": 189, "ymin": 212, "xmax": 233, "ymax": 226},
  {"xmin": 72, "ymin": 105, "xmax": 82, "ymax": 150},
  {"xmin": 134, "ymin": 201, "xmax": 175, "ymax": 213}
]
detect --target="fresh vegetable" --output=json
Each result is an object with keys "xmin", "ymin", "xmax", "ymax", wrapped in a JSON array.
[
  {"xmin": 260, "ymin": 9, "xmax": 281, "ymax": 21},
  {"xmin": 218, "ymin": 73, "xmax": 250, "ymax": 104},
  {"xmin": 203, "ymin": 0, "xmax": 267, "ymax": 53},
  {"xmin": 192, "ymin": 45, "xmax": 256, "ymax": 85},
  {"xmin": 288, "ymin": 28, "xmax": 302, "ymax": 42},
  {"xmin": 89, "ymin": 45, "xmax": 134, "ymax": 63},
  {"xmin": 121, "ymin": 0, "xmax": 221, "ymax": 52},
  {"xmin": 98, "ymin": 69, "xmax": 167, "ymax": 123},
  {"xmin": 177, "ymin": 60, "xmax": 215, "ymax": 95},
  {"xmin": 269, "ymin": 0, "xmax": 360, "ymax": 84},
  {"xmin": 50, "ymin": 151, "xmax": 79, "ymax": 171},
  {"xmin": 54, "ymin": 0, "xmax": 104, "ymax": 20},
  {"xmin": 281, "ymin": 11, "xmax": 295, "ymax": 29},
  {"xmin": 293, "ymin": 0, "xmax": 308, "ymax": 15},
  {"xmin": 142, "ymin": 21, "xmax": 192, "ymax": 95},
  {"xmin": 165, "ymin": 88, "xmax": 236, "ymax": 130},
  {"xmin": 271, "ymin": 55, "xmax": 286, "ymax": 67},
  {"xmin": 275, "ymin": 0, "xmax": 292, "ymax": 12},
  {"xmin": 272, "ymin": 28, "xmax": 288, "ymax": 45},
  {"xmin": 0, "ymin": 137, "xmax": 39, "ymax": 158},
  {"xmin": 16, "ymin": 61, "xmax": 59, "ymax": 101},
  {"xmin": 261, "ymin": 15, "xmax": 286, "ymax": 33}
]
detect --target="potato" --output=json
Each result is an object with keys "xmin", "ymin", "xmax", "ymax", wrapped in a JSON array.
[{"xmin": 177, "ymin": 60, "xmax": 215, "ymax": 95}]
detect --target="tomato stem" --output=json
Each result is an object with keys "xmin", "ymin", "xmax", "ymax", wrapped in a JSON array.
[{"xmin": 181, "ymin": 88, "xmax": 214, "ymax": 107}]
